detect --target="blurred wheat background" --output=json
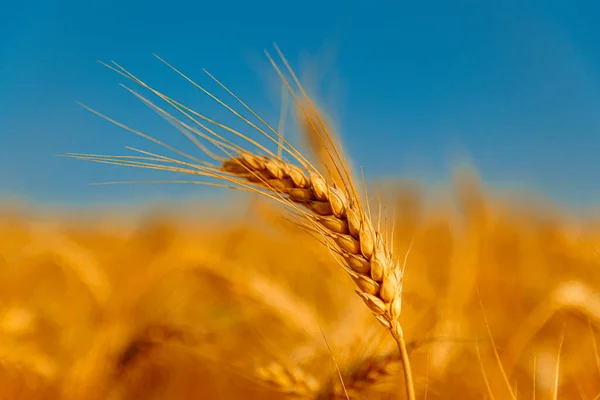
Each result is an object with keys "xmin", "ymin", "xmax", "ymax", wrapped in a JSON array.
[{"xmin": 2, "ymin": 172, "xmax": 600, "ymax": 399}]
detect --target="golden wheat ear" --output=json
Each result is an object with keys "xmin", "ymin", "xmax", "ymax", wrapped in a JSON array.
[{"xmin": 67, "ymin": 45, "xmax": 416, "ymax": 400}]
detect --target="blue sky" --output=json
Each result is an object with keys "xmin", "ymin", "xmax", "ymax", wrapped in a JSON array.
[{"xmin": 1, "ymin": 0, "xmax": 599, "ymax": 210}]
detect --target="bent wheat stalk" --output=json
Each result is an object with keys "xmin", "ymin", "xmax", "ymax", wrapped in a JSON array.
[{"xmin": 66, "ymin": 46, "xmax": 415, "ymax": 400}]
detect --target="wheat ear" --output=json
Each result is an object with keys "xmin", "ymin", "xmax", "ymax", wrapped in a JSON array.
[
  {"xmin": 66, "ymin": 46, "xmax": 416, "ymax": 400},
  {"xmin": 256, "ymin": 361, "xmax": 319, "ymax": 397},
  {"xmin": 222, "ymin": 153, "xmax": 405, "ymax": 330},
  {"xmin": 327, "ymin": 351, "xmax": 404, "ymax": 399}
]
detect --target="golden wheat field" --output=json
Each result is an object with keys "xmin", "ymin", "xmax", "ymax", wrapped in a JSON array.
[{"xmin": 2, "ymin": 50, "xmax": 600, "ymax": 399}]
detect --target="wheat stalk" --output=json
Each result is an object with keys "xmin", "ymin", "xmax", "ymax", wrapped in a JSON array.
[{"xmin": 66, "ymin": 45, "xmax": 416, "ymax": 399}]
